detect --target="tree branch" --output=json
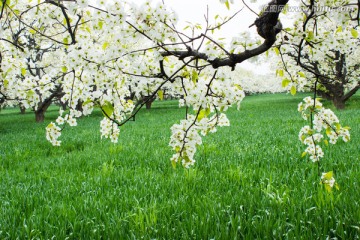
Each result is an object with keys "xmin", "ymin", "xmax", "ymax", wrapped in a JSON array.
[{"xmin": 161, "ymin": 0, "xmax": 288, "ymax": 70}]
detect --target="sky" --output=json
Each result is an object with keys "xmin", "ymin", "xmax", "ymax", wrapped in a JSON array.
[{"xmin": 163, "ymin": 0, "xmax": 260, "ymax": 36}]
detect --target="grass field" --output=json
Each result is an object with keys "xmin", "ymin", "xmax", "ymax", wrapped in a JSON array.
[{"xmin": 0, "ymin": 93, "xmax": 359, "ymax": 239}]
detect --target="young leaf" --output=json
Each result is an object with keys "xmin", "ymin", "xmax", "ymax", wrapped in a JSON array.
[
  {"xmin": 298, "ymin": 72, "xmax": 306, "ymax": 78},
  {"xmin": 21, "ymin": 68, "xmax": 26, "ymax": 76},
  {"xmin": 273, "ymin": 47, "xmax": 280, "ymax": 55},
  {"xmin": 290, "ymin": 86, "xmax": 296, "ymax": 96},
  {"xmin": 197, "ymin": 108, "xmax": 210, "ymax": 121},
  {"xmin": 282, "ymin": 79, "xmax": 291, "ymax": 88},
  {"xmin": 225, "ymin": 0, "xmax": 230, "ymax": 10},
  {"xmin": 325, "ymin": 127, "xmax": 332, "ymax": 136},
  {"xmin": 290, "ymin": 85, "xmax": 296, "ymax": 96},
  {"xmin": 102, "ymin": 101, "xmax": 114, "ymax": 117},
  {"xmin": 336, "ymin": 26, "xmax": 342, "ymax": 33},
  {"xmin": 191, "ymin": 70, "xmax": 198, "ymax": 84},
  {"xmin": 102, "ymin": 42, "xmax": 109, "ymax": 50},
  {"xmin": 98, "ymin": 20, "xmax": 104, "ymax": 30},
  {"xmin": 157, "ymin": 90, "xmax": 164, "ymax": 100},
  {"xmin": 323, "ymin": 171, "xmax": 333, "ymax": 180},
  {"xmin": 351, "ymin": 28, "xmax": 358, "ymax": 38},
  {"xmin": 3, "ymin": 79, "xmax": 9, "ymax": 88},
  {"xmin": 277, "ymin": 69, "xmax": 284, "ymax": 77}
]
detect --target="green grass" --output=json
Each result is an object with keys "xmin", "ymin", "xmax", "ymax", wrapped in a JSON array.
[{"xmin": 0, "ymin": 93, "xmax": 359, "ymax": 239}]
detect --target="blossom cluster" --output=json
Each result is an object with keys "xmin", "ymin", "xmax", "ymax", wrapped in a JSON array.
[
  {"xmin": 169, "ymin": 113, "xmax": 230, "ymax": 168},
  {"xmin": 320, "ymin": 171, "xmax": 339, "ymax": 192},
  {"xmin": 298, "ymin": 97, "xmax": 350, "ymax": 162},
  {"xmin": 46, "ymin": 122, "xmax": 62, "ymax": 146},
  {"xmin": 169, "ymin": 68, "xmax": 244, "ymax": 167}
]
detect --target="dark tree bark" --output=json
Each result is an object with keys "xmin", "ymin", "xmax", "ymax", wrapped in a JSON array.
[
  {"xmin": 144, "ymin": 95, "xmax": 156, "ymax": 109},
  {"xmin": 19, "ymin": 104, "xmax": 26, "ymax": 114},
  {"xmin": 35, "ymin": 99, "xmax": 52, "ymax": 122},
  {"xmin": 34, "ymin": 90, "xmax": 64, "ymax": 122}
]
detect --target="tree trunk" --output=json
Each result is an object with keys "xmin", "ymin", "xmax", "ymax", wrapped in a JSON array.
[
  {"xmin": 332, "ymin": 97, "xmax": 345, "ymax": 110},
  {"xmin": 145, "ymin": 96, "xmax": 155, "ymax": 109},
  {"xmin": 146, "ymin": 100, "xmax": 152, "ymax": 109},
  {"xmin": 35, "ymin": 100, "xmax": 52, "ymax": 122},
  {"xmin": 19, "ymin": 104, "xmax": 26, "ymax": 114},
  {"xmin": 35, "ymin": 110, "xmax": 45, "ymax": 122}
]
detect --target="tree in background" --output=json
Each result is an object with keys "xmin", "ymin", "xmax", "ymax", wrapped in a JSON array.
[{"xmin": 274, "ymin": 1, "xmax": 360, "ymax": 109}]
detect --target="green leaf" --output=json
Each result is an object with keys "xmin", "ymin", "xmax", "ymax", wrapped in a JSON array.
[
  {"xmin": 175, "ymin": 146, "xmax": 181, "ymax": 153},
  {"xmin": 4, "ymin": 79, "xmax": 9, "ymax": 88},
  {"xmin": 102, "ymin": 42, "xmax": 109, "ymax": 50},
  {"xmin": 306, "ymin": 31, "xmax": 314, "ymax": 42},
  {"xmin": 29, "ymin": 29, "xmax": 36, "ymax": 34},
  {"xmin": 273, "ymin": 47, "xmax": 280, "ymax": 55},
  {"xmin": 63, "ymin": 37, "xmax": 69, "ymax": 45},
  {"xmin": 277, "ymin": 69, "xmax": 284, "ymax": 77},
  {"xmin": 82, "ymin": 99, "xmax": 92, "ymax": 106},
  {"xmin": 191, "ymin": 70, "xmax": 198, "ymax": 84},
  {"xmin": 225, "ymin": 0, "xmax": 230, "ymax": 10},
  {"xmin": 324, "ymin": 139, "xmax": 329, "ymax": 146},
  {"xmin": 290, "ymin": 85, "xmax": 296, "ymax": 96},
  {"xmin": 102, "ymin": 101, "xmax": 114, "ymax": 117},
  {"xmin": 301, "ymin": 152, "xmax": 307, "ymax": 158},
  {"xmin": 0, "ymin": 0, "xmax": 10, "ymax": 7},
  {"xmin": 26, "ymin": 90, "xmax": 34, "ymax": 97},
  {"xmin": 336, "ymin": 26, "xmax": 342, "ymax": 33},
  {"xmin": 197, "ymin": 108, "xmax": 210, "ymax": 121},
  {"xmin": 351, "ymin": 28, "xmax": 358, "ymax": 38},
  {"xmin": 21, "ymin": 68, "xmax": 26, "ymax": 76},
  {"xmin": 282, "ymin": 79, "xmax": 291, "ymax": 88},
  {"xmin": 323, "ymin": 171, "xmax": 333, "ymax": 180},
  {"xmin": 325, "ymin": 127, "xmax": 332, "ymax": 136},
  {"xmin": 61, "ymin": 66, "xmax": 68, "ymax": 73},
  {"xmin": 98, "ymin": 20, "xmax": 104, "ymax": 30},
  {"xmin": 157, "ymin": 90, "xmax": 164, "ymax": 100},
  {"xmin": 234, "ymin": 84, "xmax": 242, "ymax": 90},
  {"xmin": 298, "ymin": 72, "xmax": 306, "ymax": 78},
  {"xmin": 171, "ymin": 159, "xmax": 177, "ymax": 169}
]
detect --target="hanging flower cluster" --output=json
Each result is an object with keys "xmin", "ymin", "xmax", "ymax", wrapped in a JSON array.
[{"xmin": 298, "ymin": 97, "xmax": 350, "ymax": 162}]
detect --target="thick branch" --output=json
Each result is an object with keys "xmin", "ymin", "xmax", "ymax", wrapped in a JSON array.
[
  {"xmin": 343, "ymin": 83, "xmax": 360, "ymax": 102},
  {"xmin": 162, "ymin": 0, "xmax": 288, "ymax": 69}
]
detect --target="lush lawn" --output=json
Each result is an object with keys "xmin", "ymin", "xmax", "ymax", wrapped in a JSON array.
[{"xmin": 0, "ymin": 93, "xmax": 359, "ymax": 239}]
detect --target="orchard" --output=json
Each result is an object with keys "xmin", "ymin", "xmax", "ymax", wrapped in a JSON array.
[{"xmin": 0, "ymin": 0, "xmax": 359, "ymax": 238}]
